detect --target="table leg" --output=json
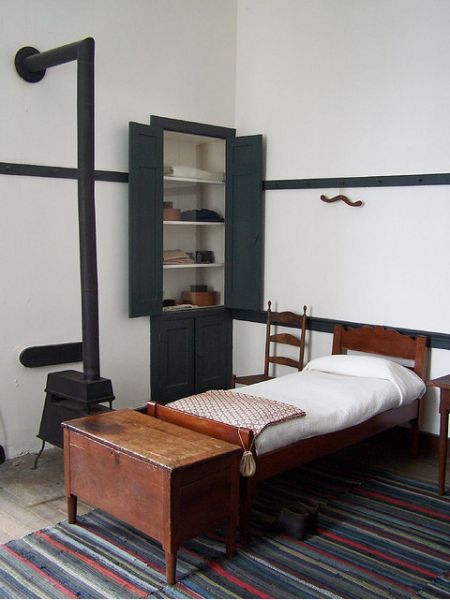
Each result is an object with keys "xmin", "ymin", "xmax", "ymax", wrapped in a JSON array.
[
  {"xmin": 439, "ymin": 406, "xmax": 449, "ymax": 495},
  {"xmin": 67, "ymin": 494, "xmax": 77, "ymax": 524},
  {"xmin": 165, "ymin": 551, "xmax": 176, "ymax": 585}
]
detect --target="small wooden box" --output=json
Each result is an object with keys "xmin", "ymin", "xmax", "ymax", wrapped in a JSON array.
[
  {"xmin": 163, "ymin": 207, "xmax": 181, "ymax": 221},
  {"xmin": 181, "ymin": 291, "xmax": 219, "ymax": 306}
]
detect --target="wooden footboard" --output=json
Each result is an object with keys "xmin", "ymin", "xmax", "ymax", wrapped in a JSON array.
[
  {"xmin": 146, "ymin": 401, "xmax": 256, "ymax": 543},
  {"xmin": 146, "ymin": 401, "xmax": 254, "ymax": 451}
]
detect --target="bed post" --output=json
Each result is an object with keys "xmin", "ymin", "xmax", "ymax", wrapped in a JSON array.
[
  {"xmin": 239, "ymin": 476, "xmax": 257, "ymax": 546},
  {"xmin": 410, "ymin": 415, "xmax": 420, "ymax": 457},
  {"xmin": 331, "ymin": 324, "xmax": 344, "ymax": 354},
  {"xmin": 413, "ymin": 335, "xmax": 428, "ymax": 381},
  {"xmin": 410, "ymin": 335, "xmax": 428, "ymax": 456},
  {"xmin": 410, "ymin": 393, "xmax": 426, "ymax": 457},
  {"xmin": 146, "ymin": 401, "xmax": 156, "ymax": 416}
]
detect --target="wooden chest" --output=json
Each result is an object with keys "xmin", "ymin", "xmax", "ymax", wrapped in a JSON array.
[{"xmin": 63, "ymin": 409, "xmax": 241, "ymax": 584}]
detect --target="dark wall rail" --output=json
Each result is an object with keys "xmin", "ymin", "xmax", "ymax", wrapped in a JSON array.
[
  {"xmin": 19, "ymin": 311, "xmax": 450, "ymax": 368},
  {"xmin": 0, "ymin": 162, "xmax": 128, "ymax": 183},
  {"xmin": 231, "ymin": 309, "xmax": 450, "ymax": 351},
  {"xmin": 2, "ymin": 161, "xmax": 450, "ymax": 190},
  {"xmin": 264, "ymin": 173, "xmax": 450, "ymax": 190}
]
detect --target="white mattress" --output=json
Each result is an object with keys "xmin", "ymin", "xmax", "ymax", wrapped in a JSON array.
[{"xmin": 237, "ymin": 355, "xmax": 426, "ymax": 456}]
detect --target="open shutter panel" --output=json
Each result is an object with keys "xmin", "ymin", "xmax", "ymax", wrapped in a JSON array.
[
  {"xmin": 128, "ymin": 122, "xmax": 163, "ymax": 317},
  {"xmin": 225, "ymin": 134, "xmax": 263, "ymax": 310}
]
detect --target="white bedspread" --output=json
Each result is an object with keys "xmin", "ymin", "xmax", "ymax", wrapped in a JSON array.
[{"xmin": 237, "ymin": 355, "xmax": 425, "ymax": 455}]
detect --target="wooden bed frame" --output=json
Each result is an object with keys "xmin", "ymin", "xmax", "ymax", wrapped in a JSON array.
[{"xmin": 146, "ymin": 324, "xmax": 428, "ymax": 544}]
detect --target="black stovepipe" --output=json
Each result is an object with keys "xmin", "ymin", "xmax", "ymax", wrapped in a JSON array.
[{"xmin": 15, "ymin": 38, "xmax": 100, "ymax": 381}]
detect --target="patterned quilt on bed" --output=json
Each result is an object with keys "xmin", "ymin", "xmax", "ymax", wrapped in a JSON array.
[{"xmin": 168, "ymin": 389, "xmax": 306, "ymax": 438}]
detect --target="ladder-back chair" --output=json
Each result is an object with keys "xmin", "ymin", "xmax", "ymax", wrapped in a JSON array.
[{"xmin": 232, "ymin": 301, "xmax": 308, "ymax": 387}]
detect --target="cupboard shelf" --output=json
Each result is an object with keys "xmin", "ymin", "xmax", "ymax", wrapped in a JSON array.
[
  {"xmin": 163, "ymin": 221, "xmax": 224, "ymax": 226},
  {"xmin": 163, "ymin": 263, "xmax": 224, "ymax": 270},
  {"xmin": 164, "ymin": 176, "xmax": 224, "ymax": 186}
]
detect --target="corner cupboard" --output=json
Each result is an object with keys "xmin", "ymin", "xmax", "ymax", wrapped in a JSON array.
[{"xmin": 128, "ymin": 116, "xmax": 263, "ymax": 402}]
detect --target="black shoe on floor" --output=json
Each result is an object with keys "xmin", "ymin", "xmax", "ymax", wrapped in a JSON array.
[
  {"xmin": 292, "ymin": 499, "xmax": 320, "ymax": 533},
  {"xmin": 276, "ymin": 505, "xmax": 309, "ymax": 539}
]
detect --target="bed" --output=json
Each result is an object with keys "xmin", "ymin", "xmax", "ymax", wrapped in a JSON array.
[{"xmin": 146, "ymin": 324, "xmax": 428, "ymax": 544}]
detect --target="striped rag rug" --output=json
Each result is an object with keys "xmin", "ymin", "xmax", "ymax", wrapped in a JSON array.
[{"xmin": 0, "ymin": 459, "xmax": 449, "ymax": 599}]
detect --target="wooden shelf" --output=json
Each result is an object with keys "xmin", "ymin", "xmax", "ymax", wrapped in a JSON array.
[
  {"xmin": 163, "ymin": 263, "xmax": 224, "ymax": 270},
  {"xmin": 164, "ymin": 176, "xmax": 224, "ymax": 187},
  {"xmin": 163, "ymin": 304, "xmax": 223, "ymax": 312},
  {"xmin": 163, "ymin": 221, "xmax": 223, "ymax": 226}
]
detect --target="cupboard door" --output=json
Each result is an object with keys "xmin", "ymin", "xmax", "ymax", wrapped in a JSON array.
[
  {"xmin": 128, "ymin": 122, "xmax": 163, "ymax": 317},
  {"xmin": 195, "ymin": 311, "xmax": 232, "ymax": 393},
  {"xmin": 150, "ymin": 310, "xmax": 232, "ymax": 403},
  {"xmin": 225, "ymin": 135, "xmax": 263, "ymax": 311},
  {"xmin": 151, "ymin": 316, "xmax": 195, "ymax": 403}
]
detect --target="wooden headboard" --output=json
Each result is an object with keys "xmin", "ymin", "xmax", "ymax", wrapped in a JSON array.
[{"xmin": 332, "ymin": 324, "xmax": 428, "ymax": 381}]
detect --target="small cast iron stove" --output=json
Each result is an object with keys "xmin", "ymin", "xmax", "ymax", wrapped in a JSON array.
[{"xmin": 38, "ymin": 370, "xmax": 114, "ymax": 450}]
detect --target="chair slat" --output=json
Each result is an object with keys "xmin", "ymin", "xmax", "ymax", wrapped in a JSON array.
[
  {"xmin": 269, "ymin": 332, "xmax": 302, "ymax": 347},
  {"xmin": 268, "ymin": 356, "xmax": 301, "ymax": 369}
]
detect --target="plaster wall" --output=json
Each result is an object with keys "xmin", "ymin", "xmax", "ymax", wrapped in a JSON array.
[
  {"xmin": 233, "ymin": 0, "xmax": 450, "ymax": 435},
  {"xmin": 0, "ymin": 0, "xmax": 237, "ymax": 458}
]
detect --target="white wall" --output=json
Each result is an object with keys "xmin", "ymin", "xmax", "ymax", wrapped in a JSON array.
[
  {"xmin": 0, "ymin": 0, "xmax": 237, "ymax": 458},
  {"xmin": 233, "ymin": 0, "xmax": 450, "ymax": 435},
  {"xmin": 235, "ymin": 0, "xmax": 450, "ymax": 178}
]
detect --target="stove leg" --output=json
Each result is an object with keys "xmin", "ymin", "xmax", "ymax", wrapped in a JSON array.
[{"xmin": 32, "ymin": 439, "xmax": 46, "ymax": 470}]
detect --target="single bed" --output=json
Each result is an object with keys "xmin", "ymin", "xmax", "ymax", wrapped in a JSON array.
[{"xmin": 146, "ymin": 324, "xmax": 428, "ymax": 544}]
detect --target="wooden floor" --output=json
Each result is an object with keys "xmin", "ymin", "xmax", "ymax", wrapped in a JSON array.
[
  {"xmin": 0, "ymin": 431, "xmax": 448, "ymax": 545},
  {"xmin": 0, "ymin": 446, "xmax": 91, "ymax": 544}
]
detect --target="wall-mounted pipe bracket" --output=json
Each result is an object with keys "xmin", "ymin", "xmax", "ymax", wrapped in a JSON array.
[{"xmin": 15, "ymin": 46, "xmax": 46, "ymax": 82}]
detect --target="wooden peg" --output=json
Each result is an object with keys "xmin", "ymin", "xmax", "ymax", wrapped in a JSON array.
[{"xmin": 320, "ymin": 194, "xmax": 363, "ymax": 207}]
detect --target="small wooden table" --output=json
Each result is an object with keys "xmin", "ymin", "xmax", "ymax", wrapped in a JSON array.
[
  {"xmin": 63, "ymin": 409, "xmax": 241, "ymax": 584},
  {"xmin": 429, "ymin": 375, "xmax": 450, "ymax": 495}
]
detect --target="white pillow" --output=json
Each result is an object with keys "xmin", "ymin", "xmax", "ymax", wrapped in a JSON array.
[{"xmin": 304, "ymin": 354, "xmax": 426, "ymax": 402}]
